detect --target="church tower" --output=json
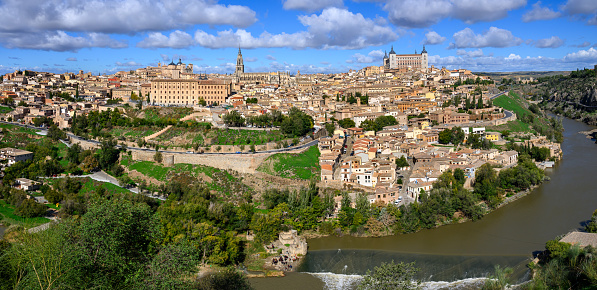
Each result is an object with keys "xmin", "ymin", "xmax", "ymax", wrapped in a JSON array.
[{"xmin": 235, "ymin": 46, "xmax": 244, "ymax": 75}]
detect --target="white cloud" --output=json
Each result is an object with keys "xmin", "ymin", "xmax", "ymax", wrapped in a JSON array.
[
  {"xmin": 533, "ymin": 36, "xmax": 565, "ymax": 48},
  {"xmin": 563, "ymin": 47, "xmax": 597, "ymax": 62},
  {"xmin": 522, "ymin": 1, "xmax": 561, "ymax": 22},
  {"xmin": 245, "ymin": 57, "xmax": 257, "ymax": 62},
  {"xmin": 423, "ymin": 31, "xmax": 447, "ymax": 45},
  {"xmin": 136, "ymin": 31, "xmax": 195, "ymax": 49},
  {"xmin": 562, "ymin": 0, "xmax": 597, "ymax": 25},
  {"xmin": 452, "ymin": 0, "xmax": 527, "ymax": 23},
  {"xmin": 456, "ymin": 49, "xmax": 484, "ymax": 57},
  {"xmin": 505, "ymin": 53, "xmax": 521, "ymax": 60},
  {"xmin": 0, "ymin": 31, "xmax": 127, "ymax": 52},
  {"xmin": 266, "ymin": 55, "xmax": 277, "ymax": 60},
  {"xmin": 0, "ymin": 0, "xmax": 257, "ymax": 34},
  {"xmin": 282, "ymin": 0, "xmax": 343, "ymax": 12},
  {"xmin": 66, "ymin": 57, "xmax": 77, "ymax": 61},
  {"xmin": 381, "ymin": 0, "xmax": 526, "ymax": 28},
  {"xmin": 115, "ymin": 61, "xmax": 143, "ymax": 67},
  {"xmin": 160, "ymin": 54, "xmax": 170, "ymax": 61},
  {"xmin": 572, "ymin": 41, "xmax": 592, "ymax": 47},
  {"xmin": 383, "ymin": 0, "xmax": 452, "ymax": 28},
  {"xmin": 347, "ymin": 53, "xmax": 373, "ymax": 63},
  {"xmin": 448, "ymin": 27, "xmax": 523, "ymax": 49},
  {"xmin": 368, "ymin": 50, "xmax": 385, "ymax": 58},
  {"xmin": 562, "ymin": 0, "xmax": 597, "ymax": 15},
  {"xmin": 191, "ymin": 8, "xmax": 398, "ymax": 50}
]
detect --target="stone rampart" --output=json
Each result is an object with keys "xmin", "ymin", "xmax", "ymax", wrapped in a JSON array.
[{"xmin": 131, "ymin": 145, "xmax": 311, "ymax": 174}]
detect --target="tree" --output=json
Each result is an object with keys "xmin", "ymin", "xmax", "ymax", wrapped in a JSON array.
[
  {"xmin": 48, "ymin": 124, "xmax": 66, "ymax": 140},
  {"xmin": 154, "ymin": 151, "xmax": 163, "ymax": 163},
  {"xmin": 223, "ymin": 111, "xmax": 245, "ymax": 127},
  {"xmin": 451, "ymin": 127, "xmax": 465, "ymax": 145},
  {"xmin": 438, "ymin": 129, "xmax": 452, "ymax": 144},
  {"xmin": 396, "ymin": 156, "xmax": 409, "ymax": 169},
  {"xmin": 98, "ymin": 137, "xmax": 120, "ymax": 170},
  {"xmin": 325, "ymin": 122, "xmax": 335, "ymax": 137},
  {"xmin": 75, "ymin": 198, "xmax": 159, "ymax": 289},
  {"xmin": 14, "ymin": 199, "xmax": 47, "ymax": 218},
  {"xmin": 358, "ymin": 261, "xmax": 420, "ymax": 290},
  {"xmin": 338, "ymin": 118, "xmax": 356, "ymax": 129}
]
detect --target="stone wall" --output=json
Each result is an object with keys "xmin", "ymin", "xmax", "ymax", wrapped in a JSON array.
[{"xmin": 131, "ymin": 145, "xmax": 311, "ymax": 174}]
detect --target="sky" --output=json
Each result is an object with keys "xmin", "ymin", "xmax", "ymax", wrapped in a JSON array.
[{"xmin": 1, "ymin": 0, "xmax": 596, "ymax": 75}]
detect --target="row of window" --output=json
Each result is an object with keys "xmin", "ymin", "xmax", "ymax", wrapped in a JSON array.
[
  {"xmin": 154, "ymin": 85, "xmax": 223, "ymax": 89},
  {"xmin": 154, "ymin": 91, "xmax": 223, "ymax": 95}
]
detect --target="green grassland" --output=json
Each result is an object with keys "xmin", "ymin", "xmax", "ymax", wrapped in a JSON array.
[
  {"xmin": 206, "ymin": 129, "xmax": 284, "ymax": 146},
  {"xmin": 488, "ymin": 120, "xmax": 534, "ymax": 134},
  {"xmin": 493, "ymin": 91, "xmax": 533, "ymax": 118},
  {"xmin": 0, "ymin": 200, "xmax": 51, "ymax": 228},
  {"xmin": 122, "ymin": 156, "xmax": 250, "ymax": 196},
  {"xmin": 257, "ymin": 146, "xmax": 320, "ymax": 180}
]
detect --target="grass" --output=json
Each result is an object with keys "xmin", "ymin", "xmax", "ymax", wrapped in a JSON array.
[
  {"xmin": 124, "ymin": 159, "xmax": 251, "ymax": 196},
  {"xmin": 206, "ymin": 129, "xmax": 284, "ymax": 146},
  {"xmin": 488, "ymin": 120, "xmax": 534, "ymax": 134},
  {"xmin": 493, "ymin": 91, "xmax": 533, "ymax": 118},
  {"xmin": 0, "ymin": 107, "xmax": 14, "ymax": 114},
  {"xmin": 257, "ymin": 145, "xmax": 321, "ymax": 180},
  {"xmin": 78, "ymin": 178, "xmax": 130, "ymax": 196},
  {"xmin": 0, "ymin": 200, "xmax": 50, "ymax": 228}
]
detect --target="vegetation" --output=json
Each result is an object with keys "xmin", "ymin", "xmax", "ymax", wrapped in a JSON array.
[
  {"xmin": 360, "ymin": 115, "xmax": 398, "ymax": 132},
  {"xmin": 338, "ymin": 118, "xmax": 356, "ymax": 129},
  {"xmin": 526, "ymin": 213, "xmax": 597, "ymax": 289},
  {"xmin": 257, "ymin": 146, "xmax": 321, "ymax": 180},
  {"xmin": 357, "ymin": 261, "xmax": 420, "ymax": 290}
]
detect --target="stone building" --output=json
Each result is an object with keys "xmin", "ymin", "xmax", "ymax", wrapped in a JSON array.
[
  {"xmin": 150, "ymin": 79, "xmax": 231, "ymax": 106},
  {"xmin": 234, "ymin": 48, "xmax": 291, "ymax": 85},
  {"xmin": 383, "ymin": 45, "xmax": 428, "ymax": 70}
]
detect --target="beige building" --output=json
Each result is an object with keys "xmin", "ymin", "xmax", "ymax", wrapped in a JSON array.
[
  {"xmin": 383, "ymin": 46, "xmax": 428, "ymax": 70},
  {"xmin": 150, "ymin": 79, "xmax": 231, "ymax": 106}
]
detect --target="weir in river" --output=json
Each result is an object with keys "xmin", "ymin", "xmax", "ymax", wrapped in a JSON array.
[{"xmin": 251, "ymin": 116, "xmax": 597, "ymax": 289}]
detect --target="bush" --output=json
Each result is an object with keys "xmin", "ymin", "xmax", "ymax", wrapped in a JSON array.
[{"xmin": 14, "ymin": 199, "xmax": 47, "ymax": 218}]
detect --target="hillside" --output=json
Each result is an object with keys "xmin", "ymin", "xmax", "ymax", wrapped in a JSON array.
[
  {"xmin": 488, "ymin": 91, "xmax": 563, "ymax": 142},
  {"xmin": 534, "ymin": 69, "xmax": 597, "ymax": 125}
]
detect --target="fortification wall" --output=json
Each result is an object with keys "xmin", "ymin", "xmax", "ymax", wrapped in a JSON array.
[{"xmin": 131, "ymin": 145, "xmax": 311, "ymax": 174}]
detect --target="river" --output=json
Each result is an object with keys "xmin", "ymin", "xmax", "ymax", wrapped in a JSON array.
[{"xmin": 250, "ymin": 116, "xmax": 597, "ymax": 289}]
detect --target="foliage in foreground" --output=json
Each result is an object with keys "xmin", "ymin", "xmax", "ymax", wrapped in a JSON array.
[{"xmin": 0, "ymin": 198, "xmax": 254, "ymax": 290}]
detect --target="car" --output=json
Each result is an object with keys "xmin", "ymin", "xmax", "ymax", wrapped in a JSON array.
[
  {"xmin": 186, "ymin": 151, "xmax": 193, "ymax": 154},
  {"xmin": 236, "ymin": 151, "xmax": 242, "ymax": 154}
]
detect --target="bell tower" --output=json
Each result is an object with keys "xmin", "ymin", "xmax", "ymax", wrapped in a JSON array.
[{"xmin": 235, "ymin": 46, "xmax": 244, "ymax": 75}]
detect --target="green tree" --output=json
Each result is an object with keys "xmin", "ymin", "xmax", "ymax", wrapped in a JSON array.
[
  {"xmin": 358, "ymin": 261, "xmax": 421, "ymax": 290},
  {"xmin": 338, "ymin": 118, "xmax": 356, "ymax": 129},
  {"xmin": 223, "ymin": 110, "xmax": 245, "ymax": 127},
  {"xmin": 396, "ymin": 156, "xmax": 409, "ymax": 169},
  {"xmin": 438, "ymin": 129, "xmax": 452, "ymax": 144},
  {"xmin": 98, "ymin": 137, "xmax": 120, "ymax": 170},
  {"xmin": 325, "ymin": 122, "xmax": 335, "ymax": 137},
  {"xmin": 75, "ymin": 198, "xmax": 159, "ymax": 289}
]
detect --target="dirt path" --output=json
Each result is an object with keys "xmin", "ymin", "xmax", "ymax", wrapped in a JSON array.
[{"xmin": 145, "ymin": 125, "xmax": 172, "ymax": 141}]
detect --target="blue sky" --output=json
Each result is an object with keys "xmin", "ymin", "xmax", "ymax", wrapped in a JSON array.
[{"xmin": 1, "ymin": 0, "xmax": 596, "ymax": 75}]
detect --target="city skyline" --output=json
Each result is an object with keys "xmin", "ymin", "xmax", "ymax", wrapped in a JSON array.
[{"xmin": 1, "ymin": 0, "xmax": 596, "ymax": 75}]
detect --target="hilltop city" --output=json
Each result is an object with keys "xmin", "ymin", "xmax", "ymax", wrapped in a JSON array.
[{"xmin": 0, "ymin": 45, "xmax": 572, "ymax": 289}]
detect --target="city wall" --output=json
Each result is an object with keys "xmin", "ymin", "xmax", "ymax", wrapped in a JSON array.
[{"xmin": 131, "ymin": 145, "xmax": 311, "ymax": 174}]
